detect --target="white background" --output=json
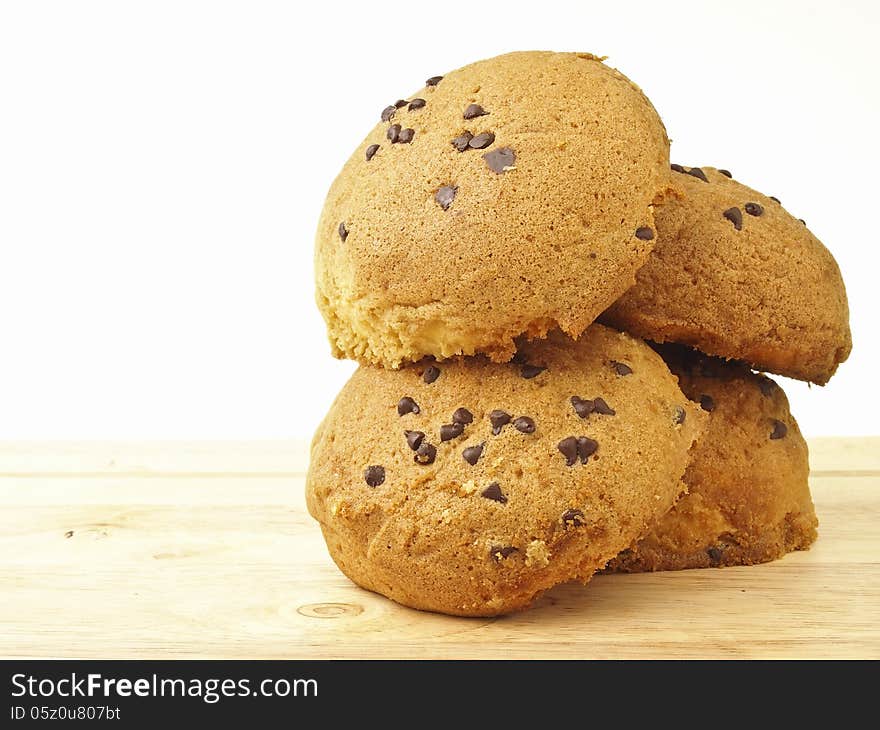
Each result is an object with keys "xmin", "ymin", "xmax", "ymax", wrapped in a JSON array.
[{"xmin": 0, "ymin": 0, "xmax": 876, "ymax": 439}]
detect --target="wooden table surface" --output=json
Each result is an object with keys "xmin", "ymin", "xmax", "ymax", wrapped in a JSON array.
[{"xmin": 1, "ymin": 438, "xmax": 878, "ymax": 659}]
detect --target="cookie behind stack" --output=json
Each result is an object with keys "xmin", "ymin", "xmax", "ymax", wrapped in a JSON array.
[
  {"xmin": 602, "ymin": 166, "xmax": 851, "ymax": 384},
  {"xmin": 307, "ymin": 50, "xmax": 851, "ymax": 616},
  {"xmin": 597, "ymin": 164, "xmax": 848, "ymax": 573},
  {"xmin": 606, "ymin": 346, "xmax": 817, "ymax": 573}
]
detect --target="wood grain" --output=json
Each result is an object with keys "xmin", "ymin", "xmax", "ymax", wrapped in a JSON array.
[{"xmin": 1, "ymin": 439, "xmax": 878, "ymax": 659}]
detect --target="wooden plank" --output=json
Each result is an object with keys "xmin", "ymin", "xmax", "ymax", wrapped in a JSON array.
[
  {"xmin": 1, "ymin": 451, "xmax": 877, "ymax": 659},
  {"xmin": 807, "ymin": 437, "xmax": 880, "ymax": 474},
  {"xmin": 0, "ymin": 476, "xmax": 297, "ymax": 506},
  {"xmin": 0, "ymin": 441, "xmax": 310, "ymax": 476}
]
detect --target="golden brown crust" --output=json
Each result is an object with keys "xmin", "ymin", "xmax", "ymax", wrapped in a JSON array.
[
  {"xmin": 606, "ymin": 345, "xmax": 817, "ymax": 573},
  {"xmin": 601, "ymin": 166, "xmax": 851, "ymax": 384},
  {"xmin": 307, "ymin": 326, "xmax": 705, "ymax": 615},
  {"xmin": 315, "ymin": 51, "xmax": 671, "ymax": 368}
]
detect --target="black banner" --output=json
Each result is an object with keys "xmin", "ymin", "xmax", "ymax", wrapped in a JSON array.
[{"xmin": 0, "ymin": 660, "xmax": 862, "ymax": 725}]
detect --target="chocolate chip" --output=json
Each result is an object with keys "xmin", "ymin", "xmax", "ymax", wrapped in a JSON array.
[
  {"xmin": 387, "ymin": 124, "xmax": 401, "ymax": 143},
  {"xmin": 687, "ymin": 167, "xmax": 709, "ymax": 182},
  {"xmin": 744, "ymin": 202, "xmax": 764, "ymax": 217},
  {"xmin": 440, "ymin": 422, "xmax": 465, "ymax": 442},
  {"xmin": 414, "ymin": 442, "xmax": 437, "ymax": 464},
  {"xmin": 707, "ymin": 546, "xmax": 723, "ymax": 564},
  {"xmin": 468, "ymin": 131, "xmax": 495, "ymax": 149},
  {"xmin": 557, "ymin": 437, "xmax": 579, "ymax": 466},
  {"xmin": 491, "ymin": 545, "xmax": 517, "ymax": 561},
  {"xmin": 365, "ymin": 143, "xmax": 380, "ymax": 161},
  {"xmin": 577, "ymin": 437, "xmax": 598, "ymax": 463},
  {"xmin": 463, "ymin": 103, "xmax": 488, "ymax": 119},
  {"xmin": 405, "ymin": 430, "xmax": 424, "ymax": 451},
  {"xmin": 408, "ymin": 98, "xmax": 426, "ymax": 111},
  {"xmin": 571, "ymin": 396, "xmax": 594, "ymax": 419},
  {"xmin": 561, "ymin": 508, "xmax": 586, "ymax": 528},
  {"xmin": 381, "ymin": 105, "xmax": 396, "ymax": 122},
  {"xmin": 612, "ymin": 361, "xmax": 632, "ymax": 376},
  {"xmin": 462, "ymin": 443, "xmax": 485, "ymax": 466},
  {"xmin": 394, "ymin": 99, "xmax": 408, "ymax": 108},
  {"xmin": 398, "ymin": 128, "xmax": 415, "ymax": 144},
  {"xmin": 718, "ymin": 169, "xmax": 732, "ymax": 178},
  {"xmin": 699, "ymin": 394, "xmax": 715, "ymax": 412},
  {"xmin": 397, "ymin": 396, "xmax": 420, "ymax": 416},
  {"xmin": 592, "ymin": 397, "xmax": 615, "ymax": 416},
  {"xmin": 452, "ymin": 407, "xmax": 473, "ymax": 425},
  {"xmin": 635, "ymin": 226, "xmax": 655, "ymax": 241},
  {"xmin": 483, "ymin": 147, "xmax": 515, "ymax": 174},
  {"xmin": 769, "ymin": 196, "xmax": 781, "ymax": 204},
  {"xmin": 513, "ymin": 416, "xmax": 536, "ymax": 434},
  {"xmin": 364, "ymin": 465, "xmax": 385, "ymax": 487},
  {"xmin": 451, "ymin": 132, "xmax": 473, "ymax": 152},
  {"xmin": 489, "ymin": 410, "xmax": 511, "ymax": 435},
  {"xmin": 799, "ymin": 218, "xmax": 806, "ymax": 225},
  {"xmin": 481, "ymin": 482, "xmax": 507, "ymax": 504},
  {"xmin": 723, "ymin": 207, "xmax": 743, "ymax": 230},
  {"xmin": 520, "ymin": 363, "xmax": 545, "ymax": 379},
  {"xmin": 423, "ymin": 365, "xmax": 441, "ymax": 384},
  {"xmin": 770, "ymin": 420, "xmax": 788, "ymax": 440},
  {"xmin": 758, "ymin": 377, "xmax": 777, "ymax": 397},
  {"xmin": 338, "ymin": 222, "xmax": 348, "ymax": 242},
  {"xmin": 673, "ymin": 406, "xmax": 686, "ymax": 425},
  {"xmin": 670, "ymin": 163, "xmax": 686, "ymax": 173},
  {"xmin": 435, "ymin": 185, "xmax": 457, "ymax": 210},
  {"xmin": 426, "ymin": 76, "xmax": 443, "ymax": 86}
]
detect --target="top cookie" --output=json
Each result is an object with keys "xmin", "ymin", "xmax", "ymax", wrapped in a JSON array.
[
  {"xmin": 602, "ymin": 166, "xmax": 851, "ymax": 384},
  {"xmin": 315, "ymin": 51, "xmax": 670, "ymax": 368}
]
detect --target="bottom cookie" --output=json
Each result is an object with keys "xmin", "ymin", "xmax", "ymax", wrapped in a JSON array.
[
  {"xmin": 307, "ymin": 327, "xmax": 705, "ymax": 615},
  {"xmin": 606, "ymin": 345, "xmax": 818, "ymax": 573}
]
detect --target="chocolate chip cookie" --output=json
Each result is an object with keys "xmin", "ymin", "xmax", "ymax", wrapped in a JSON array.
[
  {"xmin": 607, "ymin": 345, "xmax": 817, "ymax": 573},
  {"xmin": 306, "ymin": 326, "xmax": 705, "ymax": 616},
  {"xmin": 601, "ymin": 166, "xmax": 851, "ymax": 384},
  {"xmin": 315, "ymin": 51, "xmax": 671, "ymax": 368}
]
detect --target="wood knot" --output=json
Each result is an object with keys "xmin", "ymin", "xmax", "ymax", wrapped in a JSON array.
[{"xmin": 297, "ymin": 602, "xmax": 363, "ymax": 619}]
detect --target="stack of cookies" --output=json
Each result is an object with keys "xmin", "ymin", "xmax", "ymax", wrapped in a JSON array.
[{"xmin": 306, "ymin": 51, "xmax": 851, "ymax": 616}]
